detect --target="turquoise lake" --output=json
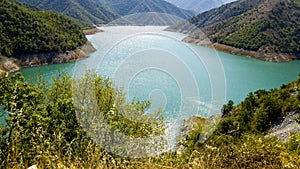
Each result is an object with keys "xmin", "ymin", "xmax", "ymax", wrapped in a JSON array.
[{"xmin": 20, "ymin": 26, "xmax": 300, "ymax": 122}]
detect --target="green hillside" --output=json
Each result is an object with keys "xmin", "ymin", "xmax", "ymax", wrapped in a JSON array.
[
  {"xmin": 218, "ymin": 77, "xmax": 300, "ymax": 136},
  {"xmin": 180, "ymin": 75, "xmax": 300, "ymax": 168},
  {"xmin": 16, "ymin": 0, "xmax": 119, "ymax": 24},
  {"xmin": 0, "ymin": 0, "xmax": 87, "ymax": 58},
  {"xmin": 210, "ymin": 0, "xmax": 300, "ymax": 55},
  {"xmin": 17, "ymin": 0, "xmax": 195, "ymax": 25},
  {"xmin": 169, "ymin": 0, "xmax": 265, "ymax": 30},
  {"xmin": 169, "ymin": 0, "xmax": 300, "ymax": 62},
  {"xmin": 93, "ymin": 0, "xmax": 196, "ymax": 19}
]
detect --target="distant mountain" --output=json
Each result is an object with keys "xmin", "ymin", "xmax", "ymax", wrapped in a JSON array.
[
  {"xmin": 164, "ymin": 0, "xmax": 223, "ymax": 13},
  {"xmin": 163, "ymin": 0, "xmax": 239, "ymax": 13},
  {"xmin": 168, "ymin": 0, "xmax": 300, "ymax": 62},
  {"xmin": 166, "ymin": 0, "xmax": 265, "ymax": 34},
  {"xmin": 187, "ymin": 0, "xmax": 265, "ymax": 29},
  {"xmin": 16, "ymin": 0, "xmax": 119, "ymax": 24},
  {"xmin": 108, "ymin": 12, "xmax": 186, "ymax": 26},
  {"xmin": 92, "ymin": 0, "xmax": 196, "ymax": 20}
]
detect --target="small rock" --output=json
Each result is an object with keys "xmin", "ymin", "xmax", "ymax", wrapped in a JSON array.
[{"xmin": 28, "ymin": 165, "xmax": 37, "ymax": 169}]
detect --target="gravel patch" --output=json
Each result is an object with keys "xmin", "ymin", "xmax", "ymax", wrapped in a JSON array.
[{"xmin": 268, "ymin": 111, "xmax": 300, "ymax": 141}]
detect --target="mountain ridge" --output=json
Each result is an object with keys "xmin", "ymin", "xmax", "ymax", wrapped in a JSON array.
[
  {"xmin": 16, "ymin": 0, "xmax": 119, "ymax": 24},
  {"xmin": 167, "ymin": 0, "xmax": 300, "ymax": 62},
  {"xmin": 17, "ymin": 0, "xmax": 196, "ymax": 25},
  {"xmin": 164, "ymin": 0, "xmax": 223, "ymax": 13},
  {"xmin": 92, "ymin": 0, "xmax": 196, "ymax": 21},
  {"xmin": 167, "ymin": 0, "xmax": 265, "ymax": 32}
]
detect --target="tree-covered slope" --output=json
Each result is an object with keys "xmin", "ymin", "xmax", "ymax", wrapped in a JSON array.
[
  {"xmin": 207, "ymin": 0, "xmax": 300, "ymax": 58},
  {"xmin": 169, "ymin": 0, "xmax": 300, "ymax": 62},
  {"xmin": 176, "ymin": 75, "xmax": 300, "ymax": 168},
  {"xmin": 0, "ymin": 0, "xmax": 87, "ymax": 57},
  {"xmin": 168, "ymin": 0, "xmax": 265, "ymax": 31},
  {"xmin": 217, "ymin": 77, "xmax": 300, "ymax": 136},
  {"xmin": 93, "ymin": 0, "xmax": 196, "ymax": 20},
  {"xmin": 16, "ymin": 0, "xmax": 119, "ymax": 24}
]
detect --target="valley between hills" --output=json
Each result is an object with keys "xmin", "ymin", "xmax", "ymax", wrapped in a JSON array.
[{"xmin": 0, "ymin": 0, "xmax": 300, "ymax": 168}]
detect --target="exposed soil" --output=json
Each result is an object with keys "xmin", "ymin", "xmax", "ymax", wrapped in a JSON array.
[
  {"xmin": 0, "ymin": 42, "xmax": 96, "ymax": 74},
  {"xmin": 268, "ymin": 111, "xmax": 300, "ymax": 141},
  {"xmin": 83, "ymin": 28, "xmax": 104, "ymax": 35}
]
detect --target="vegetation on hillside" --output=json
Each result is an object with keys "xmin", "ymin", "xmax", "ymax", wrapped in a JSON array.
[
  {"xmin": 216, "ymin": 77, "xmax": 300, "ymax": 135},
  {"xmin": 0, "ymin": 0, "xmax": 87, "ymax": 58},
  {"xmin": 92, "ymin": 0, "xmax": 196, "ymax": 19},
  {"xmin": 1, "ymin": 71, "xmax": 300, "ymax": 168},
  {"xmin": 16, "ymin": 0, "xmax": 119, "ymax": 24},
  {"xmin": 167, "ymin": 0, "xmax": 265, "ymax": 32},
  {"xmin": 0, "ymin": 72, "xmax": 165, "ymax": 168},
  {"xmin": 206, "ymin": 0, "xmax": 300, "ymax": 56},
  {"xmin": 17, "ymin": 0, "xmax": 195, "ymax": 25},
  {"xmin": 214, "ymin": 0, "xmax": 300, "ymax": 54},
  {"xmin": 176, "ymin": 75, "xmax": 300, "ymax": 168},
  {"xmin": 168, "ymin": 0, "xmax": 300, "ymax": 61}
]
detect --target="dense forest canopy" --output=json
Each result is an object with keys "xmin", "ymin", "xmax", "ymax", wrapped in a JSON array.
[
  {"xmin": 169, "ymin": 0, "xmax": 300, "ymax": 59},
  {"xmin": 214, "ymin": 0, "xmax": 300, "ymax": 54},
  {"xmin": 16, "ymin": 0, "xmax": 119, "ymax": 24},
  {"xmin": 0, "ymin": 0, "xmax": 87, "ymax": 58},
  {"xmin": 92, "ymin": 0, "xmax": 196, "ymax": 19}
]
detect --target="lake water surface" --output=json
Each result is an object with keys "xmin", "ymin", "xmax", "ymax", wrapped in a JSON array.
[{"xmin": 20, "ymin": 26, "xmax": 300, "ymax": 122}]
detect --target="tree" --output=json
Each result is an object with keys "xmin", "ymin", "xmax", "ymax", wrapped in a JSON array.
[
  {"xmin": 221, "ymin": 100, "xmax": 234, "ymax": 117},
  {"xmin": 0, "ymin": 72, "xmax": 166, "ymax": 167}
]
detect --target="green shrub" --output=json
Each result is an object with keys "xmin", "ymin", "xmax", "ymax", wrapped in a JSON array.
[{"xmin": 0, "ymin": 72, "xmax": 165, "ymax": 168}]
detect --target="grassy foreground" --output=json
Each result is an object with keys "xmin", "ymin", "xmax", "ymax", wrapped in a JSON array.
[{"xmin": 0, "ymin": 72, "xmax": 300, "ymax": 168}]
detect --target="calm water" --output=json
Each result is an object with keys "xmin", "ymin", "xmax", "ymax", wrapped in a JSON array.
[{"xmin": 20, "ymin": 26, "xmax": 300, "ymax": 121}]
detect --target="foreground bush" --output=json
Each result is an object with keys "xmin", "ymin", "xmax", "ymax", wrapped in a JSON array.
[
  {"xmin": 0, "ymin": 72, "xmax": 165, "ymax": 168},
  {"xmin": 0, "ymin": 72, "xmax": 300, "ymax": 168}
]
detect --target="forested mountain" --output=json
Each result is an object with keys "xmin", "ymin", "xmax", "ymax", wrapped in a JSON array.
[
  {"xmin": 92, "ymin": 0, "xmax": 196, "ymax": 20},
  {"xmin": 0, "ymin": 0, "xmax": 87, "ymax": 58},
  {"xmin": 169, "ymin": 0, "xmax": 265, "ymax": 30},
  {"xmin": 163, "ymin": 0, "xmax": 239, "ymax": 13},
  {"xmin": 16, "ymin": 0, "xmax": 195, "ymax": 25},
  {"xmin": 16, "ymin": 0, "xmax": 119, "ymax": 24},
  {"xmin": 168, "ymin": 0, "xmax": 300, "ymax": 62}
]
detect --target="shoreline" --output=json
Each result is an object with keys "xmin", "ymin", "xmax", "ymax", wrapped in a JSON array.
[
  {"xmin": 0, "ymin": 41, "xmax": 96, "ymax": 75},
  {"xmin": 83, "ymin": 27, "xmax": 104, "ymax": 35},
  {"xmin": 182, "ymin": 36, "xmax": 298, "ymax": 63},
  {"xmin": 0, "ymin": 27, "xmax": 105, "ymax": 75}
]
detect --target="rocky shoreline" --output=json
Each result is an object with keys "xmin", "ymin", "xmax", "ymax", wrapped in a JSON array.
[
  {"xmin": 178, "ymin": 111, "xmax": 300, "ymax": 149},
  {"xmin": 0, "ymin": 41, "xmax": 96, "ymax": 74},
  {"xmin": 182, "ymin": 37, "xmax": 298, "ymax": 63},
  {"xmin": 83, "ymin": 28, "xmax": 104, "ymax": 35}
]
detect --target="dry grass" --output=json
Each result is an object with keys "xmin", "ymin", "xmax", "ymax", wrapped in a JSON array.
[{"xmin": 83, "ymin": 28, "xmax": 104, "ymax": 35}]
